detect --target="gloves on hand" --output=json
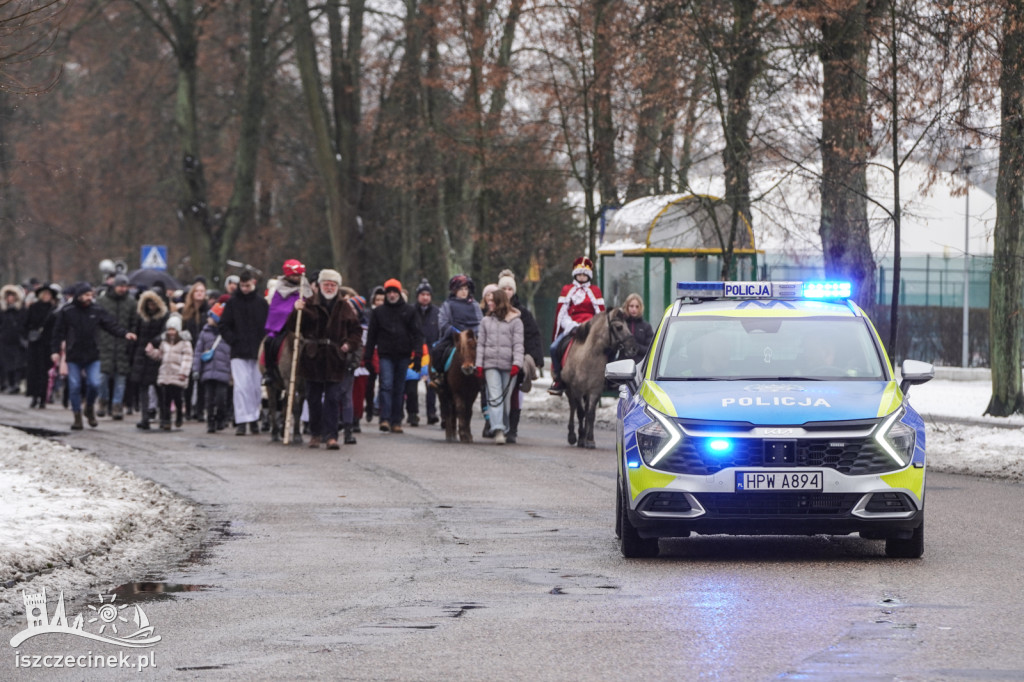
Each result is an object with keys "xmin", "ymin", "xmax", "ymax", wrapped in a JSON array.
[
  {"xmin": 510, "ymin": 365, "xmax": 520, "ymax": 377},
  {"xmin": 475, "ymin": 366, "xmax": 484, "ymax": 379}
]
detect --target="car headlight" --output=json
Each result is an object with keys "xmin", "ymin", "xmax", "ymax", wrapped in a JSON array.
[
  {"xmin": 636, "ymin": 409, "xmax": 682, "ymax": 466},
  {"xmin": 875, "ymin": 409, "xmax": 916, "ymax": 467}
]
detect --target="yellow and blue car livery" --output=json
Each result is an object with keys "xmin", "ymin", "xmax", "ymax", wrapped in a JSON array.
[{"xmin": 610, "ymin": 280, "xmax": 934, "ymax": 558}]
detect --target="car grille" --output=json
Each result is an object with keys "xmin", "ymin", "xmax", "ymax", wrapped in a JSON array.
[
  {"xmin": 695, "ymin": 493, "xmax": 862, "ymax": 516},
  {"xmin": 653, "ymin": 436, "xmax": 898, "ymax": 476}
]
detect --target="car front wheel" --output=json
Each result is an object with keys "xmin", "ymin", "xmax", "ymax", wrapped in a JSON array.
[
  {"xmin": 885, "ymin": 520, "xmax": 924, "ymax": 559},
  {"xmin": 618, "ymin": 483, "xmax": 659, "ymax": 558}
]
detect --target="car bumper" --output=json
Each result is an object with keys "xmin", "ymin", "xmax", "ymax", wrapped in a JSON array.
[{"xmin": 624, "ymin": 465, "xmax": 925, "ymax": 540}]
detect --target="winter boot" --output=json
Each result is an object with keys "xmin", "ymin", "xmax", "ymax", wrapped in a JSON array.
[
  {"xmin": 507, "ymin": 409, "xmax": 521, "ymax": 444},
  {"xmin": 344, "ymin": 425, "xmax": 357, "ymax": 445},
  {"xmin": 111, "ymin": 403, "xmax": 124, "ymax": 420},
  {"xmin": 250, "ymin": 421, "xmax": 260, "ymax": 435},
  {"xmin": 235, "ymin": 423, "xmax": 247, "ymax": 436},
  {"xmin": 71, "ymin": 412, "xmax": 84, "ymax": 430},
  {"xmin": 96, "ymin": 398, "xmax": 107, "ymax": 418},
  {"xmin": 547, "ymin": 378, "xmax": 564, "ymax": 396},
  {"xmin": 84, "ymin": 403, "xmax": 98, "ymax": 427},
  {"xmin": 494, "ymin": 429, "xmax": 506, "ymax": 445},
  {"xmin": 160, "ymin": 420, "xmax": 171, "ymax": 431},
  {"xmin": 352, "ymin": 421, "xmax": 362, "ymax": 434},
  {"xmin": 481, "ymin": 405, "xmax": 494, "ymax": 438}
]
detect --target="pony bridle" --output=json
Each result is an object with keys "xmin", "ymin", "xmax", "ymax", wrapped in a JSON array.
[{"xmin": 608, "ymin": 317, "xmax": 635, "ymax": 354}]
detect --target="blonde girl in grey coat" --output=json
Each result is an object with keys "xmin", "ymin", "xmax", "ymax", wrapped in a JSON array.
[{"xmin": 475, "ymin": 289, "xmax": 524, "ymax": 444}]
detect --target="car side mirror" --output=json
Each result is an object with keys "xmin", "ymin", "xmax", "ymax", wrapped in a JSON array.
[
  {"xmin": 605, "ymin": 358, "xmax": 637, "ymax": 387},
  {"xmin": 899, "ymin": 359, "xmax": 934, "ymax": 395}
]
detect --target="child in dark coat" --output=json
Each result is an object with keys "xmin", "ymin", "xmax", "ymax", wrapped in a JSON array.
[{"xmin": 192, "ymin": 303, "xmax": 232, "ymax": 433}]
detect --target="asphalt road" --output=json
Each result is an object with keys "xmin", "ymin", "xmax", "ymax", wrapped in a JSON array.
[{"xmin": 2, "ymin": 402, "xmax": 1024, "ymax": 681}]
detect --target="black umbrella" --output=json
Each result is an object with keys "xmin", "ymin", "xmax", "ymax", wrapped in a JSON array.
[{"xmin": 127, "ymin": 268, "xmax": 182, "ymax": 291}]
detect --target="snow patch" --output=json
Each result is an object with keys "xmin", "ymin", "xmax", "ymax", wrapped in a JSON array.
[{"xmin": 0, "ymin": 426, "xmax": 203, "ymax": 620}]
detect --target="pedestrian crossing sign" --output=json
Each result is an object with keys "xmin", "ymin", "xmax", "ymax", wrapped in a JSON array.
[{"xmin": 141, "ymin": 245, "xmax": 168, "ymax": 270}]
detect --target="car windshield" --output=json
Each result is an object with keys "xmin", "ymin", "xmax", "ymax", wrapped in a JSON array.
[{"xmin": 654, "ymin": 316, "xmax": 887, "ymax": 381}]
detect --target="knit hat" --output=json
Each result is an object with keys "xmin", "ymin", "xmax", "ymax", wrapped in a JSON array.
[
  {"xmin": 225, "ymin": 275, "xmax": 240, "ymax": 287},
  {"xmin": 166, "ymin": 314, "xmax": 183, "ymax": 332},
  {"xmin": 350, "ymin": 295, "xmax": 366, "ymax": 315},
  {"xmin": 481, "ymin": 283, "xmax": 498, "ymax": 300},
  {"xmin": 383, "ymin": 278, "xmax": 402, "ymax": 293},
  {"xmin": 113, "ymin": 274, "xmax": 129, "ymax": 287},
  {"xmin": 73, "ymin": 281, "xmax": 94, "ymax": 298},
  {"xmin": 208, "ymin": 303, "xmax": 225, "ymax": 322},
  {"xmin": 497, "ymin": 269, "xmax": 516, "ymax": 294},
  {"xmin": 448, "ymin": 274, "xmax": 472, "ymax": 295},
  {"xmin": 415, "ymin": 278, "xmax": 432, "ymax": 295},
  {"xmin": 318, "ymin": 269, "xmax": 343, "ymax": 286},
  {"xmin": 572, "ymin": 256, "xmax": 594, "ymax": 279}
]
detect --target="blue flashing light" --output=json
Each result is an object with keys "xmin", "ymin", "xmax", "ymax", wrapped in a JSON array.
[
  {"xmin": 627, "ymin": 459, "xmax": 642, "ymax": 469},
  {"xmin": 708, "ymin": 439, "xmax": 732, "ymax": 453},
  {"xmin": 803, "ymin": 281, "xmax": 852, "ymax": 299}
]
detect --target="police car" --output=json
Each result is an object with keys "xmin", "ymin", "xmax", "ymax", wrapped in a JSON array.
[{"xmin": 606, "ymin": 281, "xmax": 934, "ymax": 559}]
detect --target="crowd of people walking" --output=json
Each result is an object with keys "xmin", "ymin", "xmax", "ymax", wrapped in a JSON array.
[{"xmin": 0, "ymin": 257, "xmax": 658, "ymax": 447}]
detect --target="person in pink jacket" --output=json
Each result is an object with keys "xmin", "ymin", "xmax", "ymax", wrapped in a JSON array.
[{"xmin": 148, "ymin": 314, "xmax": 193, "ymax": 430}]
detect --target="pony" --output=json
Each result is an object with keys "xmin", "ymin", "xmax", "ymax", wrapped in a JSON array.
[
  {"xmin": 436, "ymin": 330, "xmax": 480, "ymax": 443},
  {"xmin": 560, "ymin": 308, "xmax": 639, "ymax": 449},
  {"xmin": 259, "ymin": 332, "xmax": 305, "ymax": 444}
]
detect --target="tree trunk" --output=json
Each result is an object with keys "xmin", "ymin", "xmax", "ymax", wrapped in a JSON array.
[
  {"xmin": 986, "ymin": 0, "xmax": 1024, "ymax": 417},
  {"xmin": 287, "ymin": 0, "xmax": 351, "ymax": 276},
  {"xmin": 592, "ymin": 0, "xmax": 618, "ymax": 226},
  {"xmin": 173, "ymin": 0, "xmax": 213, "ymax": 280},
  {"xmin": 625, "ymin": 66, "xmax": 667, "ymax": 202},
  {"xmin": 818, "ymin": 0, "xmax": 877, "ymax": 313},
  {"xmin": 218, "ymin": 0, "xmax": 271, "ymax": 279},
  {"xmin": 720, "ymin": 0, "xmax": 758, "ymax": 280}
]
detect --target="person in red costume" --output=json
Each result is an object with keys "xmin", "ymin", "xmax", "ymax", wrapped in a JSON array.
[{"xmin": 547, "ymin": 256, "xmax": 604, "ymax": 396}]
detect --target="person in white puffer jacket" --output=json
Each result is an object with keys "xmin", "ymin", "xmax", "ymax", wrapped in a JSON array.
[
  {"xmin": 147, "ymin": 314, "xmax": 193, "ymax": 431},
  {"xmin": 474, "ymin": 289, "xmax": 524, "ymax": 445}
]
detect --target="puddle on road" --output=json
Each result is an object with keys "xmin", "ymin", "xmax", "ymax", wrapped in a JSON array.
[
  {"xmin": 109, "ymin": 581, "xmax": 213, "ymax": 603},
  {"xmin": 2, "ymin": 423, "xmax": 65, "ymax": 438}
]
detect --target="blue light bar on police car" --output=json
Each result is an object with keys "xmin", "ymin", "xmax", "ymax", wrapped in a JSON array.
[
  {"xmin": 676, "ymin": 280, "xmax": 852, "ymax": 300},
  {"xmin": 802, "ymin": 281, "xmax": 852, "ymax": 299}
]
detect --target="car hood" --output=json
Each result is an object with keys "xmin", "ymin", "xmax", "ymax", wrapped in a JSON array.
[{"xmin": 640, "ymin": 379, "xmax": 899, "ymax": 424}]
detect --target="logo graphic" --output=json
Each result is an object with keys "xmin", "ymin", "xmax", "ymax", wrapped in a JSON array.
[
  {"xmin": 10, "ymin": 588, "xmax": 161, "ymax": 648},
  {"xmin": 744, "ymin": 383, "xmax": 805, "ymax": 392}
]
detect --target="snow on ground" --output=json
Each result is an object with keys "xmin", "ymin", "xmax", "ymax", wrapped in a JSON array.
[{"xmin": 0, "ymin": 425, "xmax": 204, "ymax": 618}]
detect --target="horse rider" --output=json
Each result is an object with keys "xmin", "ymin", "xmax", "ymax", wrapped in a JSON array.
[
  {"xmin": 428, "ymin": 274, "xmax": 483, "ymax": 391},
  {"xmin": 218, "ymin": 270, "xmax": 269, "ymax": 435},
  {"xmin": 547, "ymin": 256, "xmax": 605, "ymax": 396},
  {"xmin": 288, "ymin": 269, "xmax": 363, "ymax": 449}
]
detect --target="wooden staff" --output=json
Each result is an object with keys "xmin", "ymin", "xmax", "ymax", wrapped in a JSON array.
[{"xmin": 283, "ymin": 306, "xmax": 303, "ymax": 445}]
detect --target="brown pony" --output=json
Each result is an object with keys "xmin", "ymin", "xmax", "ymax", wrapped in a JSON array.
[
  {"xmin": 259, "ymin": 332, "xmax": 305, "ymax": 444},
  {"xmin": 561, "ymin": 308, "xmax": 639, "ymax": 449},
  {"xmin": 437, "ymin": 330, "xmax": 479, "ymax": 443}
]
